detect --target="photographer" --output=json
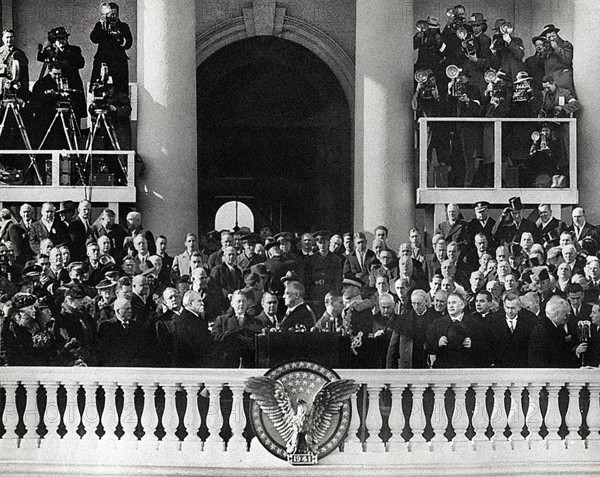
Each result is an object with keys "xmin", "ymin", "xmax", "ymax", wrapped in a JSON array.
[
  {"xmin": 489, "ymin": 19, "xmax": 525, "ymax": 83},
  {"xmin": 525, "ymin": 36, "xmax": 548, "ymax": 92},
  {"xmin": 461, "ymin": 13, "xmax": 492, "ymax": 97},
  {"xmin": 414, "ymin": 17, "xmax": 448, "ymax": 98},
  {"xmin": 31, "ymin": 63, "xmax": 72, "ymax": 149},
  {"xmin": 539, "ymin": 75, "xmax": 581, "ymax": 118},
  {"xmin": 90, "ymin": 2, "xmax": 132, "ymax": 95},
  {"xmin": 541, "ymin": 24, "xmax": 575, "ymax": 95},
  {"xmin": 0, "ymin": 29, "xmax": 29, "ymax": 101},
  {"xmin": 37, "ymin": 27, "xmax": 86, "ymax": 127},
  {"xmin": 441, "ymin": 5, "xmax": 468, "ymax": 67}
]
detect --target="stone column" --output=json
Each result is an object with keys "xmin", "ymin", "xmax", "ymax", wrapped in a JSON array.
[
  {"xmin": 137, "ymin": 0, "xmax": 197, "ymax": 250},
  {"xmin": 355, "ymin": 0, "xmax": 414, "ymax": 248},
  {"xmin": 573, "ymin": 1, "xmax": 600, "ymax": 223}
]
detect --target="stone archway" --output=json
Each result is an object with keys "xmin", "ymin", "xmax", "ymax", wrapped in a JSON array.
[{"xmin": 196, "ymin": 0, "xmax": 355, "ymax": 113}]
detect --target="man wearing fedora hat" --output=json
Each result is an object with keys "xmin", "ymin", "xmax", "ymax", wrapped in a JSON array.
[
  {"xmin": 489, "ymin": 18, "xmax": 525, "ymax": 83},
  {"xmin": 540, "ymin": 24, "xmax": 574, "ymax": 95},
  {"xmin": 525, "ymin": 36, "xmax": 548, "ymax": 92},
  {"xmin": 462, "ymin": 13, "xmax": 492, "ymax": 97}
]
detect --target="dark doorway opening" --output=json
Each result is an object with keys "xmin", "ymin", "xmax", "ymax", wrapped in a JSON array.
[{"xmin": 197, "ymin": 36, "xmax": 352, "ymax": 234}]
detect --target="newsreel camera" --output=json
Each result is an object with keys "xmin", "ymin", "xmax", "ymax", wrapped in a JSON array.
[
  {"xmin": 530, "ymin": 127, "xmax": 551, "ymax": 154},
  {"xmin": 446, "ymin": 65, "xmax": 467, "ymax": 97}
]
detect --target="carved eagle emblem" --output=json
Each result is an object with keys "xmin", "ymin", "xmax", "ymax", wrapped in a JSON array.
[{"xmin": 246, "ymin": 375, "xmax": 357, "ymax": 456}]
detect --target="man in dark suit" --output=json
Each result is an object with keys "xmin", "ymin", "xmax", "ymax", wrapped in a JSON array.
[
  {"xmin": 207, "ymin": 230, "xmax": 233, "ymax": 270},
  {"xmin": 29, "ymin": 202, "xmax": 69, "ymax": 256},
  {"xmin": 566, "ymin": 283, "xmax": 593, "ymax": 332},
  {"xmin": 536, "ymin": 203, "xmax": 566, "ymax": 244},
  {"xmin": 68, "ymin": 200, "xmax": 98, "ymax": 262},
  {"xmin": 423, "ymin": 239, "xmax": 447, "ymax": 283},
  {"xmin": 565, "ymin": 207, "xmax": 599, "ymax": 255},
  {"xmin": 435, "ymin": 203, "xmax": 468, "ymax": 246},
  {"xmin": 343, "ymin": 232, "xmax": 378, "ymax": 283},
  {"xmin": 528, "ymin": 295, "xmax": 586, "ymax": 367},
  {"xmin": 280, "ymin": 280, "xmax": 316, "ymax": 331},
  {"xmin": 8, "ymin": 203, "xmax": 35, "ymax": 265},
  {"xmin": 263, "ymin": 242, "xmax": 297, "ymax": 301},
  {"xmin": 210, "ymin": 246, "xmax": 243, "ymax": 299},
  {"xmin": 487, "ymin": 293, "xmax": 536, "ymax": 367},
  {"xmin": 387, "ymin": 289, "xmax": 435, "ymax": 369},
  {"xmin": 131, "ymin": 274, "xmax": 155, "ymax": 328},
  {"xmin": 255, "ymin": 291, "xmax": 280, "ymax": 329},
  {"xmin": 173, "ymin": 290, "xmax": 213, "ymax": 367},
  {"xmin": 426, "ymin": 292, "xmax": 481, "ymax": 368},
  {"xmin": 155, "ymin": 235, "xmax": 173, "ymax": 284},
  {"xmin": 465, "ymin": 201, "xmax": 496, "ymax": 249},
  {"xmin": 125, "ymin": 211, "xmax": 156, "ymax": 256},
  {"xmin": 92, "ymin": 208, "xmax": 128, "ymax": 260},
  {"xmin": 98, "ymin": 297, "xmax": 147, "ymax": 366}
]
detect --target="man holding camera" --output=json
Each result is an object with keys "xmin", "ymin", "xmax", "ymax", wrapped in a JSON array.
[
  {"xmin": 489, "ymin": 19, "xmax": 525, "ymax": 83},
  {"xmin": 541, "ymin": 24, "xmax": 575, "ymax": 95},
  {"xmin": 461, "ymin": 13, "xmax": 492, "ymax": 97},
  {"xmin": 539, "ymin": 75, "xmax": 581, "ymax": 118},
  {"xmin": 37, "ymin": 27, "xmax": 86, "ymax": 127},
  {"xmin": 90, "ymin": 2, "xmax": 132, "ymax": 95},
  {"xmin": 31, "ymin": 63, "xmax": 69, "ymax": 149}
]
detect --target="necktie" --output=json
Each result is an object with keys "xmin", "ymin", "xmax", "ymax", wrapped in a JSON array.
[{"xmin": 508, "ymin": 320, "xmax": 515, "ymax": 332}]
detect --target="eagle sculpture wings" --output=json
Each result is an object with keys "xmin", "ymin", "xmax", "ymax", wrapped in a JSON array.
[{"xmin": 246, "ymin": 376, "xmax": 358, "ymax": 455}]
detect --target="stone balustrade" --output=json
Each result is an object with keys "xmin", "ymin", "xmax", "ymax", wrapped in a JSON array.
[{"xmin": 1, "ymin": 367, "xmax": 599, "ymax": 475}]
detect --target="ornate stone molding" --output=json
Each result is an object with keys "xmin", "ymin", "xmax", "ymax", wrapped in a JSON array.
[
  {"xmin": 242, "ymin": 0, "xmax": 286, "ymax": 37},
  {"xmin": 196, "ymin": 2, "xmax": 355, "ymax": 110}
]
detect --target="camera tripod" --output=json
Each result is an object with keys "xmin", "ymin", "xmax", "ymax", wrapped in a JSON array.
[
  {"xmin": 0, "ymin": 98, "xmax": 44, "ymax": 184},
  {"xmin": 83, "ymin": 108, "xmax": 126, "ymax": 184},
  {"xmin": 38, "ymin": 102, "xmax": 85, "ymax": 184}
]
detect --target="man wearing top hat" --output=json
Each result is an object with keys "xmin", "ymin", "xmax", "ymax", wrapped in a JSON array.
[
  {"xmin": 37, "ymin": 26, "xmax": 86, "ymax": 123},
  {"xmin": 495, "ymin": 197, "xmax": 541, "ymax": 245},
  {"xmin": 540, "ymin": 24, "xmax": 574, "ymax": 95},
  {"xmin": 305, "ymin": 230, "xmax": 343, "ymax": 318}
]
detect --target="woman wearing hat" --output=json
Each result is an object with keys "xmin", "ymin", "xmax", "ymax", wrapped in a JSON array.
[{"xmin": 37, "ymin": 27, "xmax": 87, "ymax": 125}]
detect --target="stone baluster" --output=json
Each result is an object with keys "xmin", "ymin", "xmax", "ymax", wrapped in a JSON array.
[
  {"xmin": 408, "ymin": 384, "xmax": 428, "ymax": 452},
  {"xmin": 451, "ymin": 384, "xmax": 470, "ymax": 451},
  {"xmin": 508, "ymin": 384, "xmax": 526, "ymax": 450},
  {"xmin": 61, "ymin": 383, "xmax": 81, "ymax": 443},
  {"xmin": 344, "ymin": 385, "xmax": 364, "ymax": 453},
  {"xmin": 20, "ymin": 381, "xmax": 40, "ymax": 448},
  {"xmin": 386, "ymin": 384, "xmax": 406, "ymax": 452},
  {"xmin": 525, "ymin": 384, "xmax": 544, "ymax": 450},
  {"xmin": 160, "ymin": 384, "xmax": 182, "ymax": 450},
  {"xmin": 471, "ymin": 384, "xmax": 491, "ymax": 451},
  {"xmin": 203, "ymin": 383, "xmax": 225, "ymax": 452},
  {"xmin": 119, "ymin": 383, "xmax": 139, "ymax": 444},
  {"xmin": 40, "ymin": 381, "xmax": 60, "ymax": 441},
  {"xmin": 586, "ymin": 384, "xmax": 600, "ymax": 450},
  {"xmin": 544, "ymin": 385, "xmax": 564, "ymax": 450},
  {"xmin": 365, "ymin": 384, "xmax": 384, "ymax": 452},
  {"xmin": 564, "ymin": 383, "xmax": 584, "ymax": 450},
  {"xmin": 0, "ymin": 383, "xmax": 19, "ymax": 446},
  {"xmin": 490, "ymin": 383, "xmax": 510, "ymax": 450},
  {"xmin": 80, "ymin": 382, "xmax": 100, "ymax": 445},
  {"xmin": 181, "ymin": 383, "xmax": 202, "ymax": 450},
  {"xmin": 228, "ymin": 383, "xmax": 248, "ymax": 453},
  {"xmin": 138, "ymin": 382, "xmax": 159, "ymax": 450},
  {"xmin": 101, "ymin": 383, "xmax": 119, "ymax": 443},
  {"xmin": 430, "ymin": 384, "xmax": 450, "ymax": 452}
]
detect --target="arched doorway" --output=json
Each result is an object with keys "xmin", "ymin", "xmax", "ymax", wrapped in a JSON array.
[
  {"xmin": 197, "ymin": 36, "xmax": 353, "ymax": 234},
  {"xmin": 214, "ymin": 200, "xmax": 255, "ymax": 231}
]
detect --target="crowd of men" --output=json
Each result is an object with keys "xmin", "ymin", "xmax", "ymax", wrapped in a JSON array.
[
  {"xmin": 0, "ymin": 2, "xmax": 132, "ymax": 173},
  {"xmin": 1, "ymin": 195, "xmax": 599, "ymax": 370},
  {"xmin": 414, "ymin": 6, "xmax": 580, "ymax": 187}
]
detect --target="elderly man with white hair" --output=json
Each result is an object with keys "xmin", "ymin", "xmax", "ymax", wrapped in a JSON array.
[
  {"xmin": 125, "ymin": 210, "xmax": 155, "ymax": 256},
  {"xmin": 528, "ymin": 295, "xmax": 587, "ymax": 367}
]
